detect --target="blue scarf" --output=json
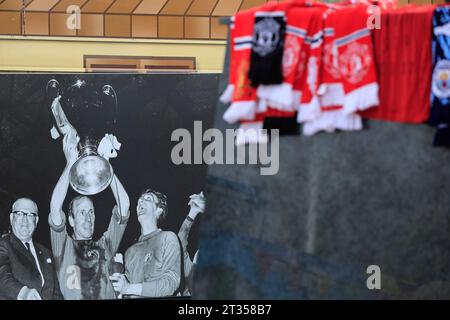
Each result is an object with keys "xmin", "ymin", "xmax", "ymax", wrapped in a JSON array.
[{"xmin": 430, "ymin": 6, "xmax": 450, "ymax": 146}]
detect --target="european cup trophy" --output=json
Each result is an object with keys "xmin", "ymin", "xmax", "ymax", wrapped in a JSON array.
[{"xmin": 46, "ymin": 78, "xmax": 120, "ymax": 195}]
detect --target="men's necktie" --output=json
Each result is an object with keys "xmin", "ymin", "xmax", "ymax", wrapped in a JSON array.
[{"xmin": 25, "ymin": 242, "xmax": 45, "ymax": 286}]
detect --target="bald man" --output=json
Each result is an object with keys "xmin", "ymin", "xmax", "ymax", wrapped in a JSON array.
[{"xmin": 0, "ymin": 198, "xmax": 63, "ymax": 300}]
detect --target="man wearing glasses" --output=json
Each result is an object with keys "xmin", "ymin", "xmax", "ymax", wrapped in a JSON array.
[
  {"xmin": 49, "ymin": 130, "xmax": 130, "ymax": 300},
  {"xmin": 0, "ymin": 198, "xmax": 63, "ymax": 300}
]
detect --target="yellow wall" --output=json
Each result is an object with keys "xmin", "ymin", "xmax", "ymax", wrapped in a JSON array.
[{"xmin": 0, "ymin": 36, "xmax": 227, "ymax": 73}]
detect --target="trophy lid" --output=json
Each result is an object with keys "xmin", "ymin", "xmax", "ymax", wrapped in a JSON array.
[{"xmin": 61, "ymin": 78, "xmax": 118, "ymax": 140}]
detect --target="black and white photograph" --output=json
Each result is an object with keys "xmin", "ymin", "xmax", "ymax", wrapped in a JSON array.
[{"xmin": 0, "ymin": 73, "xmax": 218, "ymax": 300}]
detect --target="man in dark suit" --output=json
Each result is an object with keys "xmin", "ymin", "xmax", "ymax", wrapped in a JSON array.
[{"xmin": 0, "ymin": 198, "xmax": 63, "ymax": 300}]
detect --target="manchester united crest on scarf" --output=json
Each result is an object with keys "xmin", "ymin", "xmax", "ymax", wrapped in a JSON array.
[
  {"xmin": 339, "ymin": 42, "xmax": 372, "ymax": 84},
  {"xmin": 283, "ymin": 35, "xmax": 301, "ymax": 78}
]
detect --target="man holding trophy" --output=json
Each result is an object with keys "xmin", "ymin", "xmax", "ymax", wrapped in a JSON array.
[{"xmin": 47, "ymin": 79, "xmax": 130, "ymax": 300}]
